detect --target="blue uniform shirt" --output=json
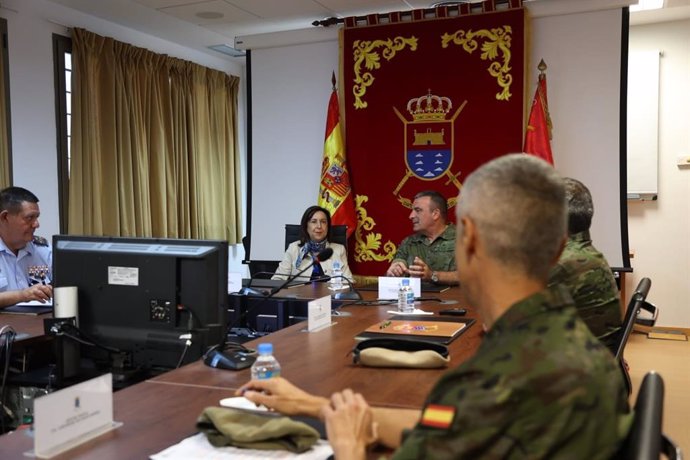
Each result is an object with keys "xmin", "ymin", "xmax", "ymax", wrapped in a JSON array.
[{"xmin": 0, "ymin": 236, "xmax": 52, "ymax": 292}]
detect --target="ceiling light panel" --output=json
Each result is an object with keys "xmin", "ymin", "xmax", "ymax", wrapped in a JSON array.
[{"xmin": 630, "ymin": 0, "xmax": 665, "ymax": 11}]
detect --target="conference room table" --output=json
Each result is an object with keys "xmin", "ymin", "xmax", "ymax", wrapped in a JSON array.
[{"xmin": 0, "ymin": 284, "xmax": 483, "ymax": 458}]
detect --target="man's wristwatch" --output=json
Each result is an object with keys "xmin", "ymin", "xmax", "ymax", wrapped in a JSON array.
[{"xmin": 431, "ymin": 271, "xmax": 439, "ymax": 284}]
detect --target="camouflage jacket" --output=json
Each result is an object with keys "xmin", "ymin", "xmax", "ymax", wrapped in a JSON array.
[
  {"xmin": 392, "ymin": 224, "xmax": 456, "ymax": 272},
  {"xmin": 548, "ymin": 231, "xmax": 622, "ymax": 351},
  {"xmin": 393, "ymin": 285, "xmax": 631, "ymax": 459}
]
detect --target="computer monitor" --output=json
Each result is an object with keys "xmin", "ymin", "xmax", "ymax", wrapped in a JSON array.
[{"xmin": 52, "ymin": 235, "xmax": 228, "ymax": 372}]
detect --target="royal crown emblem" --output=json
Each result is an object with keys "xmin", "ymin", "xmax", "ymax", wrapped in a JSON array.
[{"xmin": 407, "ymin": 90, "xmax": 452, "ymax": 121}]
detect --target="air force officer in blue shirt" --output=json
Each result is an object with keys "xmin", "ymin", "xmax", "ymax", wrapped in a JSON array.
[{"xmin": 0, "ymin": 187, "xmax": 52, "ymax": 308}]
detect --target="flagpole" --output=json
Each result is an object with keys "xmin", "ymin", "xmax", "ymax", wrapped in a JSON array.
[{"xmin": 523, "ymin": 58, "xmax": 554, "ymax": 164}]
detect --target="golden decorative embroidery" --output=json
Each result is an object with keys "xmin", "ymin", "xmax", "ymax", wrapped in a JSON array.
[
  {"xmin": 352, "ymin": 36, "xmax": 418, "ymax": 109},
  {"xmin": 354, "ymin": 195, "xmax": 397, "ymax": 263},
  {"xmin": 441, "ymin": 26, "xmax": 513, "ymax": 101}
]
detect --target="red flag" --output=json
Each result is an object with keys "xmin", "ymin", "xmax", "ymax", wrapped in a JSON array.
[
  {"xmin": 524, "ymin": 68, "xmax": 554, "ymax": 165},
  {"xmin": 318, "ymin": 78, "xmax": 357, "ymax": 238}
]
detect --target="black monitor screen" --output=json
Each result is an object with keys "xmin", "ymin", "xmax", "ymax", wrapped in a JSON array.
[{"xmin": 52, "ymin": 235, "xmax": 228, "ymax": 371}]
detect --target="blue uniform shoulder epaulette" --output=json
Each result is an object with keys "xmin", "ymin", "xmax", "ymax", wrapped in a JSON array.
[{"xmin": 32, "ymin": 235, "xmax": 49, "ymax": 247}]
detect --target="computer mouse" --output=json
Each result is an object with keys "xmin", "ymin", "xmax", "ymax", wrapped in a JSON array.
[{"xmin": 204, "ymin": 349, "xmax": 256, "ymax": 370}]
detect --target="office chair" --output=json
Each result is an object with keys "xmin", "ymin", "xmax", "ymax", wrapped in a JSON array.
[
  {"xmin": 612, "ymin": 278, "xmax": 658, "ymax": 395},
  {"xmin": 241, "ymin": 235, "xmax": 279, "ymax": 278},
  {"xmin": 284, "ymin": 224, "xmax": 348, "ymax": 250},
  {"xmin": 619, "ymin": 371, "xmax": 682, "ymax": 460}
]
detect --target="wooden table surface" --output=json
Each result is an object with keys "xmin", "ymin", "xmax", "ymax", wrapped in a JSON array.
[
  {"xmin": 0, "ymin": 311, "xmax": 49, "ymax": 341},
  {"xmin": 150, "ymin": 286, "xmax": 482, "ymax": 409},
  {"xmin": 0, "ymin": 382, "xmax": 234, "ymax": 459},
  {"xmin": 0, "ymin": 285, "xmax": 483, "ymax": 458}
]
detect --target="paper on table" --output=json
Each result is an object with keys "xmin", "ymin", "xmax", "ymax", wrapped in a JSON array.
[
  {"xmin": 378, "ymin": 276, "xmax": 421, "ymax": 299},
  {"xmin": 386, "ymin": 309, "xmax": 433, "ymax": 315},
  {"xmin": 219, "ymin": 396, "xmax": 268, "ymax": 412},
  {"xmin": 150, "ymin": 432, "xmax": 333, "ymax": 460},
  {"xmin": 14, "ymin": 299, "xmax": 53, "ymax": 307}
]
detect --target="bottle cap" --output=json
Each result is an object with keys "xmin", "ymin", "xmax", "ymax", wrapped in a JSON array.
[
  {"xmin": 257, "ymin": 343, "xmax": 273, "ymax": 354},
  {"xmin": 402, "ymin": 278, "xmax": 410, "ymax": 286}
]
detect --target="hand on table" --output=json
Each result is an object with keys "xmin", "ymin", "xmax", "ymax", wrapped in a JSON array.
[
  {"xmin": 236, "ymin": 377, "xmax": 327, "ymax": 418},
  {"xmin": 386, "ymin": 261, "xmax": 408, "ymax": 277},
  {"xmin": 322, "ymin": 389, "xmax": 377, "ymax": 460},
  {"xmin": 407, "ymin": 256, "xmax": 431, "ymax": 281},
  {"xmin": 22, "ymin": 284, "xmax": 53, "ymax": 303}
]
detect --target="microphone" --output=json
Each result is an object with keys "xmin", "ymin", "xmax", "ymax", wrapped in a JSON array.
[
  {"xmin": 204, "ymin": 248, "xmax": 334, "ymax": 371},
  {"xmin": 314, "ymin": 247, "xmax": 334, "ymax": 263},
  {"xmin": 327, "ymin": 275, "xmax": 361, "ymax": 317},
  {"xmin": 329, "ymin": 275, "xmax": 362, "ymax": 301},
  {"xmin": 237, "ymin": 271, "xmax": 312, "ymax": 297},
  {"xmin": 238, "ymin": 248, "xmax": 334, "ymax": 296}
]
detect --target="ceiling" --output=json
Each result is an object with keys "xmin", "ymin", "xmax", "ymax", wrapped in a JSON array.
[{"xmin": 43, "ymin": 0, "xmax": 690, "ymax": 60}]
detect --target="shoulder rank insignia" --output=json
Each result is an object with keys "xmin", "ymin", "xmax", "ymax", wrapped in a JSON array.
[
  {"xmin": 32, "ymin": 235, "xmax": 49, "ymax": 247},
  {"xmin": 420, "ymin": 404, "xmax": 455, "ymax": 429}
]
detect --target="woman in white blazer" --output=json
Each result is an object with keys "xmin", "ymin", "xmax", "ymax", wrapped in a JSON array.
[{"xmin": 272, "ymin": 206, "xmax": 353, "ymax": 283}]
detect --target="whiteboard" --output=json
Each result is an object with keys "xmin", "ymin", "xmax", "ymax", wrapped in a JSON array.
[{"xmin": 627, "ymin": 50, "xmax": 660, "ymax": 199}]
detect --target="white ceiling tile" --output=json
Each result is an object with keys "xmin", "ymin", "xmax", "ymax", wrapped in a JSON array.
[
  {"xmin": 45, "ymin": 0, "xmax": 690, "ymax": 61},
  {"xmin": 206, "ymin": 17, "xmax": 310, "ymax": 37},
  {"xmin": 315, "ymin": 0, "xmax": 411, "ymax": 16},
  {"xmin": 160, "ymin": 0, "xmax": 258, "ymax": 25},
  {"xmin": 134, "ymin": 0, "xmax": 208, "ymax": 8},
  {"xmin": 227, "ymin": 0, "xmax": 331, "ymax": 19}
]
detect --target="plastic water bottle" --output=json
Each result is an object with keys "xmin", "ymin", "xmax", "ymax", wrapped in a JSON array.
[
  {"xmin": 329, "ymin": 261, "xmax": 344, "ymax": 290},
  {"xmin": 251, "ymin": 343, "xmax": 281, "ymax": 380},
  {"xmin": 398, "ymin": 278, "xmax": 415, "ymax": 313}
]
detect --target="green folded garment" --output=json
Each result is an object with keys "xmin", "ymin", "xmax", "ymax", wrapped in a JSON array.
[{"xmin": 197, "ymin": 406, "xmax": 320, "ymax": 453}]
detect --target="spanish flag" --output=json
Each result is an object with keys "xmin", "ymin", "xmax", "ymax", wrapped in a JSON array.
[
  {"xmin": 318, "ymin": 73, "xmax": 357, "ymax": 238},
  {"xmin": 524, "ymin": 60, "xmax": 554, "ymax": 165},
  {"xmin": 420, "ymin": 404, "xmax": 456, "ymax": 429}
]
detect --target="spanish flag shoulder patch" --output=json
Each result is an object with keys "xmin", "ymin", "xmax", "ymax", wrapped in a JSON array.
[{"xmin": 420, "ymin": 404, "xmax": 455, "ymax": 429}]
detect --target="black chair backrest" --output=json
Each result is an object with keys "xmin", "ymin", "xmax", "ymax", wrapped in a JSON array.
[
  {"xmin": 241, "ymin": 235, "xmax": 280, "ymax": 278},
  {"xmin": 614, "ymin": 277, "xmax": 652, "ymax": 360},
  {"xmin": 621, "ymin": 371, "xmax": 664, "ymax": 460},
  {"xmin": 284, "ymin": 224, "xmax": 348, "ymax": 250}
]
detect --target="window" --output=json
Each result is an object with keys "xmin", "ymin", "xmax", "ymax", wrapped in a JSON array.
[
  {"xmin": 53, "ymin": 34, "xmax": 71, "ymax": 233},
  {"xmin": 0, "ymin": 17, "xmax": 12, "ymax": 188}
]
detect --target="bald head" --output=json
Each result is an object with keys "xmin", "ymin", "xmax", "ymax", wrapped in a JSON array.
[{"xmin": 456, "ymin": 154, "xmax": 566, "ymax": 281}]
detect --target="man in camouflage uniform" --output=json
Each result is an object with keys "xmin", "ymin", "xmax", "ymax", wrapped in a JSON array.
[
  {"xmin": 386, "ymin": 190, "xmax": 458, "ymax": 285},
  {"xmin": 548, "ymin": 177, "xmax": 622, "ymax": 352},
  {"xmin": 0, "ymin": 187, "xmax": 53, "ymax": 307},
  {"xmin": 238, "ymin": 155, "xmax": 632, "ymax": 459}
]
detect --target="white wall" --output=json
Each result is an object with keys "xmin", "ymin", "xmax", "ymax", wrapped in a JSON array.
[
  {"xmin": 530, "ymin": 8, "xmax": 625, "ymax": 268},
  {"xmin": 1, "ymin": 0, "xmax": 249, "ymax": 274},
  {"xmin": 250, "ymin": 40, "xmax": 338, "ymax": 260},
  {"xmin": 629, "ymin": 19, "xmax": 690, "ymax": 328}
]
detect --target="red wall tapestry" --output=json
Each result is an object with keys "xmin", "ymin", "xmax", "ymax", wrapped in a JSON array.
[{"xmin": 343, "ymin": 4, "xmax": 525, "ymax": 276}]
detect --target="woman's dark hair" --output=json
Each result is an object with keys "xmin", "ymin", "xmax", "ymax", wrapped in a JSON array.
[{"xmin": 299, "ymin": 205, "xmax": 331, "ymax": 245}]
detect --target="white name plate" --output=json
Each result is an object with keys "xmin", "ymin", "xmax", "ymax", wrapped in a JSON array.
[
  {"xmin": 29, "ymin": 373, "xmax": 122, "ymax": 459},
  {"xmin": 378, "ymin": 277, "xmax": 421, "ymax": 300},
  {"xmin": 307, "ymin": 295, "xmax": 332, "ymax": 332}
]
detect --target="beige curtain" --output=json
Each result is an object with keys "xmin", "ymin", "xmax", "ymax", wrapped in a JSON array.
[
  {"xmin": 0, "ymin": 20, "xmax": 10, "ymax": 189},
  {"xmin": 69, "ymin": 28, "xmax": 242, "ymax": 242}
]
